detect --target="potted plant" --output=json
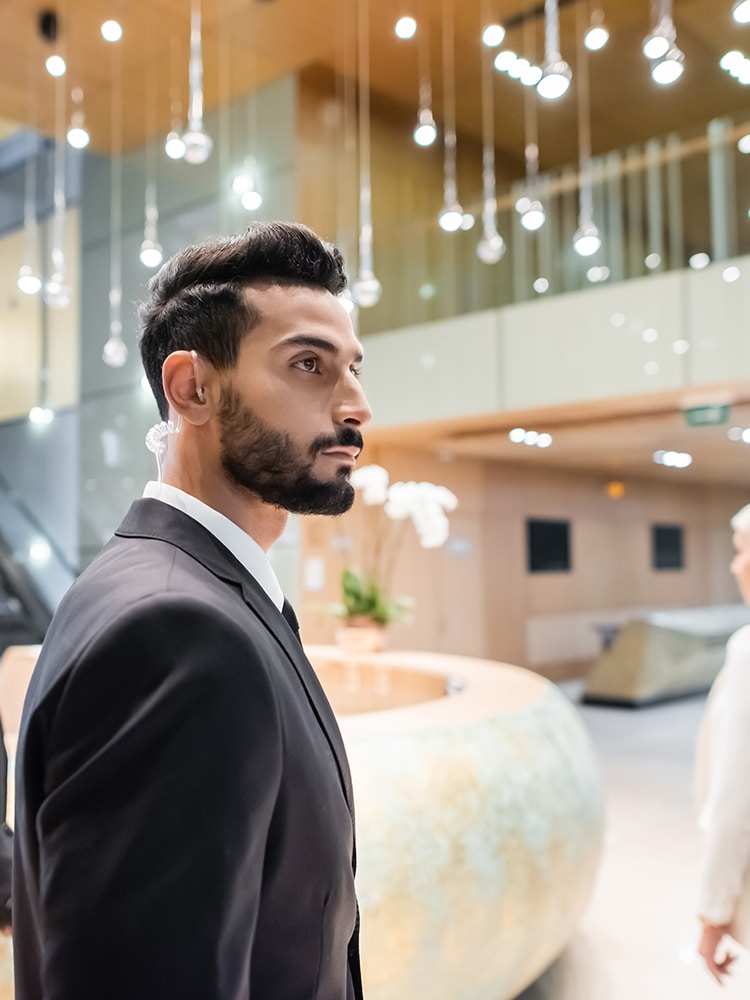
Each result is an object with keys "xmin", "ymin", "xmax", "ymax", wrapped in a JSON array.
[{"xmin": 332, "ymin": 464, "xmax": 458, "ymax": 650}]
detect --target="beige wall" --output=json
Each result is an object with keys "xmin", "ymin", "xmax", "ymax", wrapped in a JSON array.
[
  {"xmin": 0, "ymin": 210, "xmax": 80, "ymax": 421},
  {"xmin": 299, "ymin": 448, "xmax": 746, "ymax": 674}
]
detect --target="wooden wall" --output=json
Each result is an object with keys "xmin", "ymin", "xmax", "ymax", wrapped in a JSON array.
[{"xmin": 299, "ymin": 446, "xmax": 747, "ymax": 676}]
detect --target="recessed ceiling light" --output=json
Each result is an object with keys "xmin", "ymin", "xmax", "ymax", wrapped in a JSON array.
[
  {"xmin": 395, "ymin": 16, "xmax": 417, "ymax": 39},
  {"xmin": 101, "ymin": 19, "xmax": 122, "ymax": 42}
]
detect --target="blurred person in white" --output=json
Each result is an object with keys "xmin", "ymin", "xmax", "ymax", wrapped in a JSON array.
[{"xmin": 695, "ymin": 502, "xmax": 750, "ymax": 983}]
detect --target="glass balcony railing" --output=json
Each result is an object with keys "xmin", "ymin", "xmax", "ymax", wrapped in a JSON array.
[{"xmin": 358, "ymin": 115, "xmax": 750, "ymax": 336}]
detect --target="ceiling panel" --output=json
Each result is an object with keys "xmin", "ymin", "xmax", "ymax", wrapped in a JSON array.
[{"xmin": 0, "ymin": 0, "xmax": 746, "ymax": 175}]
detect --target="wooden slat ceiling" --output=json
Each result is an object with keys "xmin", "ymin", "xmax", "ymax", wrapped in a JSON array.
[{"xmin": 0, "ymin": 0, "xmax": 749, "ymax": 173}]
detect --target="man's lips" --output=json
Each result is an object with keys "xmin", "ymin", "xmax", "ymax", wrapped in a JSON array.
[{"xmin": 320, "ymin": 447, "xmax": 360, "ymax": 461}]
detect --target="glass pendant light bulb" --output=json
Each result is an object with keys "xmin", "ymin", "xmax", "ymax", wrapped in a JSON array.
[
  {"xmin": 45, "ymin": 55, "xmax": 66, "ymax": 77},
  {"xmin": 573, "ymin": 221, "xmax": 601, "ymax": 256},
  {"xmin": 29, "ymin": 406, "xmax": 54, "ymax": 425},
  {"xmin": 241, "ymin": 190, "xmax": 263, "ymax": 211},
  {"xmin": 395, "ymin": 16, "xmax": 417, "ymax": 39},
  {"xmin": 438, "ymin": 203, "xmax": 464, "ymax": 232},
  {"xmin": 584, "ymin": 26, "xmax": 608, "ymax": 51},
  {"xmin": 338, "ymin": 289, "xmax": 357, "ymax": 315},
  {"xmin": 733, "ymin": 0, "xmax": 750, "ymax": 23},
  {"xmin": 482, "ymin": 24, "xmax": 506, "ymax": 47},
  {"xmin": 66, "ymin": 125, "xmax": 90, "ymax": 149},
  {"xmin": 536, "ymin": 59, "xmax": 572, "ymax": 99},
  {"xmin": 181, "ymin": 0, "xmax": 213, "ymax": 165},
  {"xmin": 101, "ymin": 19, "xmax": 123, "ymax": 41},
  {"xmin": 17, "ymin": 264, "xmax": 42, "ymax": 295},
  {"xmin": 43, "ymin": 274, "xmax": 72, "ymax": 309},
  {"xmin": 521, "ymin": 64, "xmax": 544, "ymax": 86},
  {"xmin": 651, "ymin": 47, "xmax": 684, "ymax": 84},
  {"xmin": 165, "ymin": 130, "xmax": 186, "ymax": 159},
  {"xmin": 102, "ymin": 335, "xmax": 128, "ymax": 368},
  {"xmin": 494, "ymin": 50, "xmax": 517, "ymax": 72},
  {"xmin": 520, "ymin": 200, "xmax": 546, "ymax": 231},
  {"xmin": 351, "ymin": 271, "xmax": 382, "ymax": 308},
  {"xmin": 139, "ymin": 239, "xmax": 164, "ymax": 268},
  {"xmin": 233, "ymin": 157, "xmax": 263, "ymax": 209},
  {"xmin": 476, "ymin": 232, "xmax": 506, "ymax": 264},
  {"xmin": 642, "ymin": 19, "xmax": 673, "ymax": 60},
  {"xmin": 413, "ymin": 109, "xmax": 437, "ymax": 146},
  {"xmin": 181, "ymin": 128, "xmax": 213, "ymax": 165}
]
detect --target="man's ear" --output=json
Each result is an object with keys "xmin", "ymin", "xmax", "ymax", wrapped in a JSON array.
[{"xmin": 162, "ymin": 350, "xmax": 212, "ymax": 426}]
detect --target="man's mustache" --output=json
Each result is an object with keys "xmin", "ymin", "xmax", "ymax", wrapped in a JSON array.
[{"xmin": 310, "ymin": 426, "xmax": 364, "ymax": 457}]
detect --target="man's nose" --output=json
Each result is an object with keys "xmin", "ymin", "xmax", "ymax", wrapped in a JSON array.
[{"xmin": 337, "ymin": 376, "xmax": 372, "ymax": 427}]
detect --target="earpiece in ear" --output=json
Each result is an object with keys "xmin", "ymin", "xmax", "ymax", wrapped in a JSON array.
[{"xmin": 191, "ymin": 350, "xmax": 206, "ymax": 402}]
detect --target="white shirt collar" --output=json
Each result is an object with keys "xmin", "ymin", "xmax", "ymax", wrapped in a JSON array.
[{"xmin": 142, "ymin": 481, "xmax": 285, "ymax": 611}]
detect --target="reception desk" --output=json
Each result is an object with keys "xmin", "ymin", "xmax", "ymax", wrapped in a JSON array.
[
  {"xmin": 0, "ymin": 644, "xmax": 604, "ymax": 1000},
  {"xmin": 307, "ymin": 646, "xmax": 605, "ymax": 1000}
]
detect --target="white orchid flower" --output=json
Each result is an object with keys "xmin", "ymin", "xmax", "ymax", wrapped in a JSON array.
[{"xmin": 349, "ymin": 464, "xmax": 390, "ymax": 505}]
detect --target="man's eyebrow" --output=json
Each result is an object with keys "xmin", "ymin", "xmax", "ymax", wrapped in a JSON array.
[{"xmin": 278, "ymin": 335, "xmax": 363, "ymax": 364}]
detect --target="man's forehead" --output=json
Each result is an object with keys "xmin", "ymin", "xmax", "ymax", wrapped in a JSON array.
[{"xmin": 239, "ymin": 285, "xmax": 361, "ymax": 352}]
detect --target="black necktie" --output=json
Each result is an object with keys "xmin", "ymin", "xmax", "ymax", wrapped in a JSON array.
[{"xmin": 281, "ymin": 599, "xmax": 302, "ymax": 644}]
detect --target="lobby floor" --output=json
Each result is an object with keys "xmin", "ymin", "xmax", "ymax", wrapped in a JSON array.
[{"xmin": 517, "ymin": 681, "xmax": 750, "ymax": 1000}]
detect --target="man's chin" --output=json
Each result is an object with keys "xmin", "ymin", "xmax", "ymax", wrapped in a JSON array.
[{"xmin": 276, "ymin": 475, "xmax": 355, "ymax": 516}]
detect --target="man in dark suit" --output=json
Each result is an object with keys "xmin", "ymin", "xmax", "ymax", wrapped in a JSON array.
[{"xmin": 13, "ymin": 222, "xmax": 371, "ymax": 999}]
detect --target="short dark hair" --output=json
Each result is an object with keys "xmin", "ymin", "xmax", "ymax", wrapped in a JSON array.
[{"xmin": 139, "ymin": 221, "xmax": 347, "ymax": 419}]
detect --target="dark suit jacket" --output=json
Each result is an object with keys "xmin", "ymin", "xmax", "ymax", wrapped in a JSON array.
[
  {"xmin": 13, "ymin": 499, "xmax": 363, "ymax": 1000},
  {"xmin": 0, "ymin": 715, "xmax": 12, "ymax": 929}
]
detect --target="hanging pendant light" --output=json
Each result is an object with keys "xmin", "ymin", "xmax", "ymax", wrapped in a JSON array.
[
  {"xmin": 515, "ymin": 16, "xmax": 545, "ymax": 232},
  {"xmin": 43, "ymin": 74, "xmax": 72, "ymax": 309},
  {"xmin": 537, "ymin": 0, "xmax": 572, "ymax": 100},
  {"xmin": 232, "ymin": 26, "xmax": 263, "ymax": 211},
  {"xmin": 413, "ymin": 5, "xmax": 437, "ymax": 146},
  {"xmin": 573, "ymin": 4, "xmax": 601, "ymax": 258},
  {"xmin": 18, "ymin": 131, "xmax": 42, "ymax": 295},
  {"xmin": 476, "ymin": 0, "xmax": 505, "ymax": 264},
  {"xmin": 140, "ymin": 184, "xmax": 164, "ymax": 268},
  {"xmin": 140, "ymin": 73, "xmax": 163, "ymax": 268},
  {"xmin": 164, "ymin": 38, "xmax": 187, "ymax": 159},
  {"xmin": 584, "ymin": 9, "xmax": 609, "ymax": 51},
  {"xmin": 439, "ymin": 0, "xmax": 473, "ymax": 231},
  {"xmin": 643, "ymin": 0, "xmax": 675, "ymax": 59},
  {"xmin": 652, "ymin": 46, "xmax": 684, "ymax": 84},
  {"xmin": 351, "ymin": 0, "xmax": 381, "ymax": 308},
  {"xmin": 644, "ymin": 0, "xmax": 683, "ymax": 84},
  {"xmin": 181, "ymin": 0, "xmax": 213, "ymax": 165},
  {"xmin": 66, "ymin": 86, "xmax": 90, "ymax": 148},
  {"xmin": 103, "ymin": 42, "xmax": 127, "ymax": 367},
  {"xmin": 233, "ymin": 155, "xmax": 263, "ymax": 211}
]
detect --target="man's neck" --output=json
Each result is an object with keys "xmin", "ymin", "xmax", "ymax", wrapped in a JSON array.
[{"xmin": 161, "ymin": 471, "xmax": 288, "ymax": 553}]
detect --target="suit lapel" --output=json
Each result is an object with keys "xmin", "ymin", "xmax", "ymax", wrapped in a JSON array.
[{"xmin": 116, "ymin": 499, "xmax": 355, "ymax": 814}]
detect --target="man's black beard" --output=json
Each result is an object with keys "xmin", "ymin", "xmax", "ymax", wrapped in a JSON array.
[{"xmin": 218, "ymin": 387, "xmax": 363, "ymax": 515}]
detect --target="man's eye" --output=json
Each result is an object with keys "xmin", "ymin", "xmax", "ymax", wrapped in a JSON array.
[
  {"xmin": 351, "ymin": 366, "xmax": 362, "ymax": 379},
  {"xmin": 295, "ymin": 357, "xmax": 319, "ymax": 373}
]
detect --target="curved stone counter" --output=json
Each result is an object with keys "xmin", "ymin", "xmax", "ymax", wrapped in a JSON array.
[{"xmin": 307, "ymin": 646, "xmax": 605, "ymax": 1000}]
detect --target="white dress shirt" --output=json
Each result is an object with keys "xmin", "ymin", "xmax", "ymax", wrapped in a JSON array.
[
  {"xmin": 142, "ymin": 481, "xmax": 284, "ymax": 611},
  {"xmin": 696, "ymin": 624, "xmax": 750, "ymax": 927}
]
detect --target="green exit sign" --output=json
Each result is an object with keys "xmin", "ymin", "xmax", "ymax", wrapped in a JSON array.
[{"xmin": 683, "ymin": 404, "xmax": 731, "ymax": 427}]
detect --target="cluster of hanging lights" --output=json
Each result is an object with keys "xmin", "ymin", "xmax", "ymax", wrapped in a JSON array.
[
  {"xmin": 642, "ymin": 0, "xmax": 684, "ymax": 85},
  {"xmin": 394, "ymin": 0, "xmax": 690, "ymax": 267}
]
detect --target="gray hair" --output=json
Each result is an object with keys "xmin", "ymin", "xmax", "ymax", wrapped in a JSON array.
[{"xmin": 731, "ymin": 503, "xmax": 750, "ymax": 536}]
